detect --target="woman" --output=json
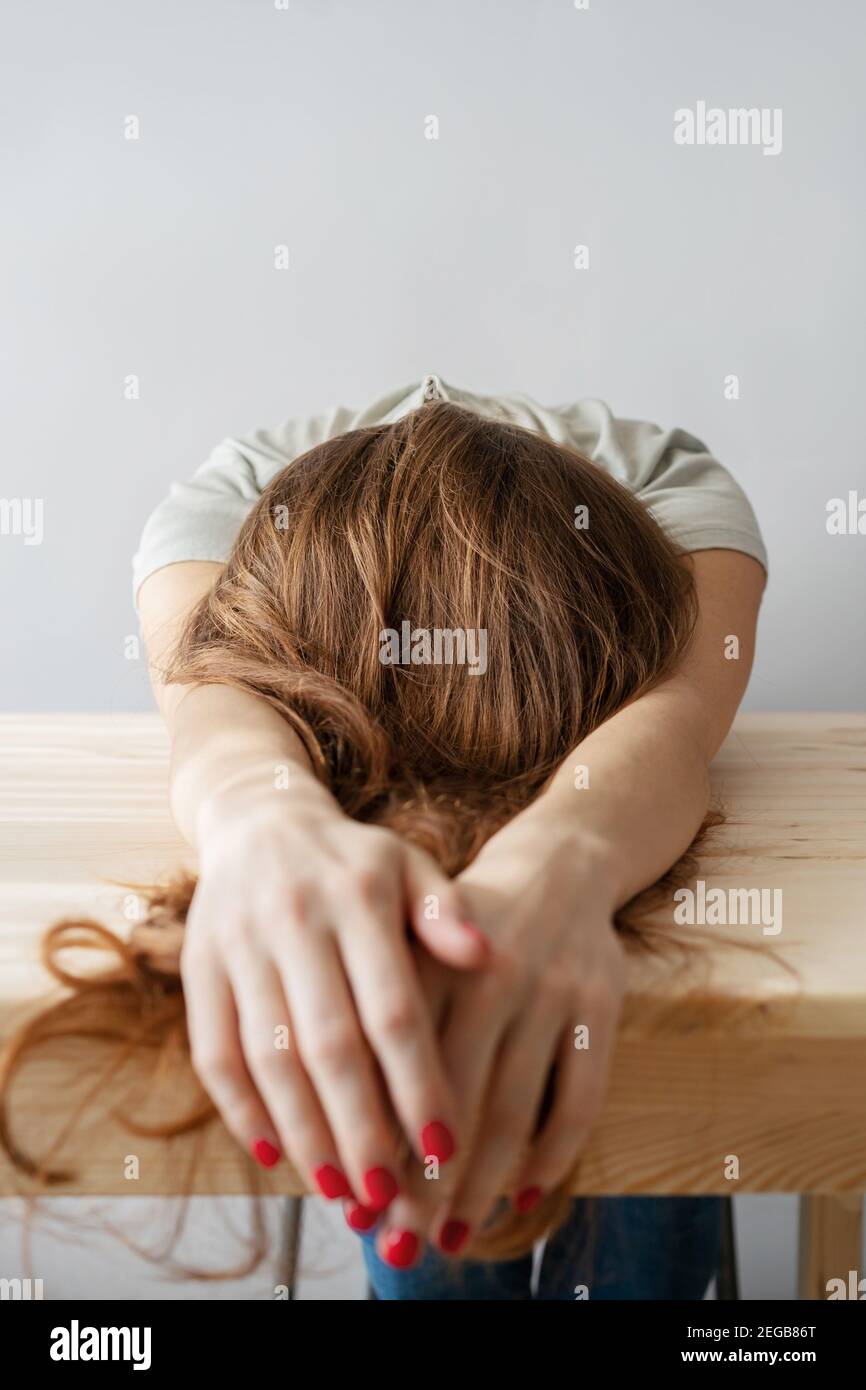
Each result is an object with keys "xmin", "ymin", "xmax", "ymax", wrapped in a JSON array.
[{"xmin": 4, "ymin": 376, "xmax": 767, "ymax": 1299}]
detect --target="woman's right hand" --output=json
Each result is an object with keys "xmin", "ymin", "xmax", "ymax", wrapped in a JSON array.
[{"xmin": 180, "ymin": 776, "xmax": 488, "ymax": 1210}]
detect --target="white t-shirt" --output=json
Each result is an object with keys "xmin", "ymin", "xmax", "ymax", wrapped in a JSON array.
[{"xmin": 132, "ymin": 374, "xmax": 767, "ymax": 605}]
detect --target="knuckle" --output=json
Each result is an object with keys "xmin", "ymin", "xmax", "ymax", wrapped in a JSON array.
[
  {"xmin": 282, "ymin": 879, "xmax": 314, "ymax": 923},
  {"xmin": 196, "ymin": 912, "xmax": 254, "ymax": 954},
  {"xmin": 190, "ymin": 1044, "xmax": 242, "ymax": 1087},
  {"xmin": 247, "ymin": 1040, "xmax": 287, "ymax": 1079},
  {"xmin": 368, "ymin": 993, "xmax": 419, "ymax": 1044},
  {"xmin": 329, "ymin": 865, "xmax": 367, "ymax": 904},
  {"xmin": 352, "ymin": 866, "xmax": 387, "ymax": 905},
  {"xmin": 304, "ymin": 1021, "xmax": 358, "ymax": 1073}
]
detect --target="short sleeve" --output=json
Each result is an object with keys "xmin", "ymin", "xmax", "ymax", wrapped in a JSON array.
[
  {"xmin": 555, "ymin": 399, "xmax": 768, "ymax": 573},
  {"xmin": 131, "ymin": 406, "xmax": 358, "ymax": 607}
]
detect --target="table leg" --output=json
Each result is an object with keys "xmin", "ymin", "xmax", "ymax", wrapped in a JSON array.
[
  {"xmin": 276, "ymin": 1196, "xmax": 304, "ymax": 1299},
  {"xmin": 797, "ymin": 1195, "xmax": 863, "ymax": 1300}
]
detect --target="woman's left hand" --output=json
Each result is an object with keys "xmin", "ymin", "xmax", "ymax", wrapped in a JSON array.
[{"xmin": 366, "ymin": 817, "xmax": 628, "ymax": 1262}]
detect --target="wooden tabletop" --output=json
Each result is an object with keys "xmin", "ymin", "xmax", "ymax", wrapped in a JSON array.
[{"xmin": 1, "ymin": 712, "xmax": 865, "ymax": 1198}]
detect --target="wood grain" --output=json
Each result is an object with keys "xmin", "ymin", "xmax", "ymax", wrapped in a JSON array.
[
  {"xmin": 0, "ymin": 713, "xmax": 864, "ymax": 1198},
  {"xmin": 798, "ymin": 1196, "xmax": 864, "ymax": 1299}
]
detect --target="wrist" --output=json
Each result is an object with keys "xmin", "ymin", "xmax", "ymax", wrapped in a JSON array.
[
  {"xmin": 191, "ymin": 759, "xmax": 341, "ymax": 847},
  {"xmin": 494, "ymin": 805, "xmax": 623, "ymax": 909}
]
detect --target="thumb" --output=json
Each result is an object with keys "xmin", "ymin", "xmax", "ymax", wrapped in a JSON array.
[{"xmin": 403, "ymin": 848, "xmax": 490, "ymax": 970}]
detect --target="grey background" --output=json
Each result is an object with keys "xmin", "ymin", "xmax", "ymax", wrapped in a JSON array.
[
  {"xmin": 2, "ymin": 0, "xmax": 864, "ymax": 710},
  {"xmin": 1, "ymin": 0, "xmax": 864, "ymax": 1299}
]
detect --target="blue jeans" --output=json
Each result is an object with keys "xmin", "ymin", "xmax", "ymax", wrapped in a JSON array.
[{"xmin": 362, "ymin": 1196, "xmax": 723, "ymax": 1300}]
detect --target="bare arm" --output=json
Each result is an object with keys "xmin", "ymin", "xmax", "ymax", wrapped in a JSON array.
[
  {"xmin": 137, "ymin": 561, "xmax": 485, "ymax": 1207},
  {"xmin": 384, "ymin": 550, "xmax": 766, "ymax": 1255},
  {"xmin": 139, "ymin": 561, "xmax": 335, "ymax": 841},
  {"xmin": 497, "ymin": 547, "xmax": 766, "ymax": 905}
]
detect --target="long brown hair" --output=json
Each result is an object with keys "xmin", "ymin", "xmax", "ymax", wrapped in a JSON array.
[{"xmin": 1, "ymin": 401, "xmax": 737, "ymax": 1265}]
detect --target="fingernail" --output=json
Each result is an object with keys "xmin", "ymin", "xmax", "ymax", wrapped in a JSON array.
[
  {"xmin": 313, "ymin": 1163, "xmax": 351, "ymax": 1200},
  {"xmin": 420, "ymin": 1119, "xmax": 456, "ymax": 1164},
  {"xmin": 344, "ymin": 1201, "xmax": 380, "ymax": 1234},
  {"xmin": 514, "ymin": 1186, "xmax": 542, "ymax": 1214},
  {"xmin": 363, "ymin": 1166, "xmax": 399, "ymax": 1211},
  {"xmin": 438, "ymin": 1219, "xmax": 470, "ymax": 1255},
  {"xmin": 250, "ymin": 1138, "xmax": 280, "ymax": 1169},
  {"xmin": 460, "ymin": 920, "xmax": 491, "ymax": 957},
  {"xmin": 381, "ymin": 1229, "xmax": 420, "ymax": 1269}
]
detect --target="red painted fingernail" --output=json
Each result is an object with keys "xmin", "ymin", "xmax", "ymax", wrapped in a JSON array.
[
  {"xmin": 515, "ymin": 1186, "xmax": 542, "ymax": 1214},
  {"xmin": 250, "ymin": 1138, "xmax": 280, "ymax": 1169},
  {"xmin": 382, "ymin": 1229, "xmax": 420, "ymax": 1269},
  {"xmin": 363, "ymin": 1166, "xmax": 399, "ymax": 1211},
  {"xmin": 344, "ymin": 1201, "xmax": 380, "ymax": 1233},
  {"xmin": 313, "ymin": 1163, "xmax": 351, "ymax": 1200},
  {"xmin": 460, "ymin": 920, "xmax": 491, "ymax": 958},
  {"xmin": 420, "ymin": 1119, "xmax": 456, "ymax": 1164},
  {"xmin": 438, "ymin": 1219, "xmax": 470, "ymax": 1254}
]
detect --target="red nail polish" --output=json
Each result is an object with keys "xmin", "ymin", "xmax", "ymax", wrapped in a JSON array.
[
  {"xmin": 460, "ymin": 920, "xmax": 491, "ymax": 958},
  {"xmin": 313, "ymin": 1163, "xmax": 351, "ymax": 1200},
  {"xmin": 420, "ymin": 1119, "xmax": 456, "ymax": 1164},
  {"xmin": 250, "ymin": 1138, "xmax": 280, "ymax": 1169},
  {"xmin": 515, "ymin": 1186, "xmax": 542, "ymax": 1214},
  {"xmin": 382, "ymin": 1229, "xmax": 420, "ymax": 1269},
  {"xmin": 438, "ymin": 1219, "xmax": 470, "ymax": 1254},
  {"xmin": 363, "ymin": 1166, "xmax": 399, "ymax": 1211},
  {"xmin": 344, "ymin": 1201, "xmax": 380, "ymax": 1234}
]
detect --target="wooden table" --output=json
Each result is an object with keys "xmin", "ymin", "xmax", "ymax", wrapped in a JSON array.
[{"xmin": 1, "ymin": 713, "xmax": 864, "ymax": 1299}]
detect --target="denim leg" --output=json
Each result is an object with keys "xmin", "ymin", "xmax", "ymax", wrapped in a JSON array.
[
  {"xmin": 360, "ymin": 1231, "xmax": 533, "ymax": 1301},
  {"xmin": 537, "ymin": 1196, "xmax": 723, "ymax": 1301}
]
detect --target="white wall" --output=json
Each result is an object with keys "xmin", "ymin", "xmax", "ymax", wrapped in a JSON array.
[
  {"xmin": 2, "ymin": 0, "xmax": 864, "ymax": 711},
  {"xmin": 2, "ymin": 0, "xmax": 864, "ymax": 1300}
]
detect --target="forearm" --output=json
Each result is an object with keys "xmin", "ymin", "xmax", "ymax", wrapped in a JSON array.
[
  {"xmin": 138, "ymin": 561, "xmax": 339, "ymax": 846},
  {"xmin": 168, "ymin": 682, "xmax": 338, "ymax": 847},
  {"xmin": 493, "ymin": 550, "xmax": 765, "ymax": 910},
  {"xmin": 511, "ymin": 682, "xmax": 711, "ymax": 909}
]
